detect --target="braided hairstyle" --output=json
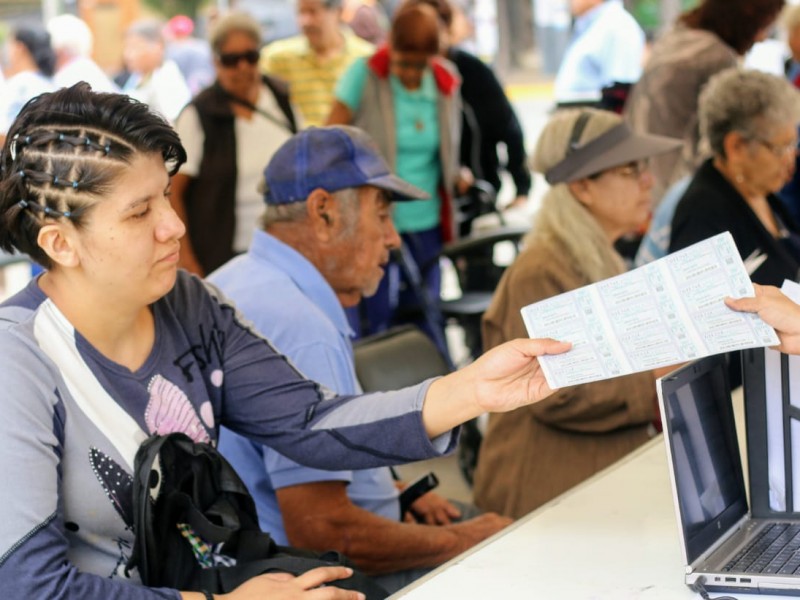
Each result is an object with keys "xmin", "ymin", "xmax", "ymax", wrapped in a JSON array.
[{"xmin": 0, "ymin": 83, "xmax": 186, "ymax": 268}]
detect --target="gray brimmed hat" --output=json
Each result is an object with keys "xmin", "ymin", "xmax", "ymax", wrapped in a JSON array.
[{"xmin": 544, "ymin": 114, "xmax": 682, "ymax": 185}]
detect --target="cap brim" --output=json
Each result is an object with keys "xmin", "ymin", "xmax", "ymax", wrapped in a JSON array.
[
  {"xmin": 566, "ymin": 132, "xmax": 682, "ymax": 182},
  {"xmin": 367, "ymin": 174, "xmax": 430, "ymax": 201}
]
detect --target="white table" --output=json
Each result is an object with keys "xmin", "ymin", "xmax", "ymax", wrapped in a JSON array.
[{"xmin": 393, "ymin": 389, "xmax": 789, "ymax": 599}]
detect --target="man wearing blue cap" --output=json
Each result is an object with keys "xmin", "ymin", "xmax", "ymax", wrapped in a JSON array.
[{"xmin": 208, "ymin": 125, "xmax": 511, "ymax": 593}]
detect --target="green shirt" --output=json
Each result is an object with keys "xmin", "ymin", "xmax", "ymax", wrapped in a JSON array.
[{"xmin": 336, "ymin": 57, "xmax": 441, "ymax": 233}]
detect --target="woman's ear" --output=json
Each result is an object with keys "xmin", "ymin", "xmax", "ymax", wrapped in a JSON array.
[
  {"xmin": 721, "ymin": 131, "xmax": 750, "ymax": 167},
  {"xmin": 37, "ymin": 223, "xmax": 80, "ymax": 268},
  {"xmin": 567, "ymin": 178, "xmax": 594, "ymax": 207}
]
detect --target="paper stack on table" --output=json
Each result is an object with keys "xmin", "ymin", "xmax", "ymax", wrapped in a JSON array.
[{"xmin": 521, "ymin": 232, "xmax": 779, "ymax": 389}]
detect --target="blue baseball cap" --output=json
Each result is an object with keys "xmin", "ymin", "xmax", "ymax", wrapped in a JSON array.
[{"xmin": 262, "ymin": 125, "xmax": 429, "ymax": 204}]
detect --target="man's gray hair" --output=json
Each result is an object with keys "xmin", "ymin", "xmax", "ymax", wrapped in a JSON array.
[
  {"xmin": 261, "ymin": 187, "xmax": 360, "ymax": 230},
  {"xmin": 699, "ymin": 68, "xmax": 800, "ymax": 157}
]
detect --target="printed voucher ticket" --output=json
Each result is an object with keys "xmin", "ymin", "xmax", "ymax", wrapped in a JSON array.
[{"xmin": 521, "ymin": 232, "xmax": 779, "ymax": 388}]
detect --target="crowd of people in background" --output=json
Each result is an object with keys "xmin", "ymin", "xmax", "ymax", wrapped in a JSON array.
[{"xmin": 5, "ymin": 0, "xmax": 800, "ymax": 597}]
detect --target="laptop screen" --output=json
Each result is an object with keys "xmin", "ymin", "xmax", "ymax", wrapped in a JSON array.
[{"xmin": 661, "ymin": 356, "xmax": 749, "ymax": 564}]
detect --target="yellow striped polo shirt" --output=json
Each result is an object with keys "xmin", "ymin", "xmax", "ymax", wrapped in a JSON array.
[{"xmin": 261, "ymin": 31, "xmax": 374, "ymax": 127}]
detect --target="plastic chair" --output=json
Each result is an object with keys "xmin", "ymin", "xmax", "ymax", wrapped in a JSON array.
[
  {"xmin": 438, "ymin": 224, "xmax": 529, "ymax": 363},
  {"xmin": 353, "ymin": 324, "xmax": 452, "ymax": 393}
]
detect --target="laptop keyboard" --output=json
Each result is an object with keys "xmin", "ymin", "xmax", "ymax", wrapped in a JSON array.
[{"xmin": 723, "ymin": 523, "xmax": 800, "ymax": 574}]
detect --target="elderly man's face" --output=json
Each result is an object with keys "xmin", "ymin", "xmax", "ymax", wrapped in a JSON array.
[
  {"xmin": 298, "ymin": 0, "xmax": 341, "ymax": 49},
  {"xmin": 325, "ymin": 187, "xmax": 401, "ymax": 307},
  {"xmin": 123, "ymin": 34, "xmax": 163, "ymax": 75}
]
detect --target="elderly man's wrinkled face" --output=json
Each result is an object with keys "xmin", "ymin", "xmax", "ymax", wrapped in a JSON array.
[
  {"xmin": 123, "ymin": 34, "xmax": 163, "ymax": 76},
  {"xmin": 325, "ymin": 187, "xmax": 401, "ymax": 308}
]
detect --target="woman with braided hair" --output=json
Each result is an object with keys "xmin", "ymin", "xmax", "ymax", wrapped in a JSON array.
[{"xmin": 0, "ymin": 83, "xmax": 569, "ymax": 599}]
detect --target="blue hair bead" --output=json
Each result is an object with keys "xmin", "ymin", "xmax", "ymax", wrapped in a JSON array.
[
  {"xmin": 53, "ymin": 176, "xmax": 59, "ymax": 185},
  {"xmin": 63, "ymin": 211, "xmax": 72, "ymax": 218},
  {"xmin": 17, "ymin": 199, "xmax": 28, "ymax": 209},
  {"xmin": 72, "ymin": 181, "xmax": 79, "ymax": 189},
  {"xmin": 104, "ymin": 144, "xmax": 111, "ymax": 155},
  {"xmin": 58, "ymin": 133, "xmax": 64, "ymax": 142},
  {"xmin": 17, "ymin": 170, "xmax": 25, "ymax": 179}
]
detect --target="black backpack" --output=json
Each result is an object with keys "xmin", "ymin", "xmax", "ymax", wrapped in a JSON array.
[{"xmin": 125, "ymin": 432, "xmax": 388, "ymax": 598}]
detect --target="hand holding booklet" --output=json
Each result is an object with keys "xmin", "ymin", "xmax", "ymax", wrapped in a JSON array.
[{"xmin": 521, "ymin": 232, "xmax": 779, "ymax": 389}]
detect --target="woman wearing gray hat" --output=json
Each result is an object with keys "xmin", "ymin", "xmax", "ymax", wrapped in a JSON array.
[{"xmin": 473, "ymin": 108, "xmax": 681, "ymax": 519}]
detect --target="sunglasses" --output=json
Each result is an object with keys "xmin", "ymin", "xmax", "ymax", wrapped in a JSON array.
[{"xmin": 218, "ymin": 50, "xmax": 260, "ymax": 68}]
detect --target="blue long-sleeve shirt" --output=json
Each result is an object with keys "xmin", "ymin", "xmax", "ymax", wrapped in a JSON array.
[{"xmin": 0, "ymin": 270, "xmax": 454, "ymax": 598}]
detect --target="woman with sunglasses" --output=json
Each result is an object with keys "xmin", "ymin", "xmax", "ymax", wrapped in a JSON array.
[
  {"xmin": 0, "ymin": 82, "xmax": 568, "ymax": 600},
  {"xmin": 326, "ymin": 3, "xmax": 467, "ymax": 355},
  {"xmin": 472, "ymin": 108, "xmax": 681, "ymax": 519},
  {"xmin": 171, "ymin": 12, "xmax": 298, "ymax": 276}
]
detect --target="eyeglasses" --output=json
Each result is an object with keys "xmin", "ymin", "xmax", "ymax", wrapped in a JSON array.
[
  {"xmin": 218, "ymin": 50, "xmax": 260, "ymax": 68},
  {"xmin": 589, "ymin": 159, "xmax": 650, "ymax": 181},
  {"xmin": 752, "ymin": 137, "xmax": 800, "ymax": 159}
]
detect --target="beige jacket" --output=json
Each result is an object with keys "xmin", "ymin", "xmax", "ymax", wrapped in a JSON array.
[
  {"xmin": 624, "ymin": 24, "xmax": 737, "ymax": 204},
  {"xmin": 472, "ymin": 238, "xmax": 657, "ymax": 519}
]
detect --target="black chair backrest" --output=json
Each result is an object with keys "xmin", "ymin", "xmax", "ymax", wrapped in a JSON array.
[
  {"xmin": 353, "ymin": 325, "xmax": 451, "ymax": 393},
  {"xmin": 441, "ymin": 225, "xmax": 529, "ymax": 294}
]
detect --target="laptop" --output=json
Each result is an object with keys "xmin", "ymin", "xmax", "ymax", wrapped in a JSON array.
[{"xmin": 658, "ymin": 354, "xmax": 800, "ymax": 595}]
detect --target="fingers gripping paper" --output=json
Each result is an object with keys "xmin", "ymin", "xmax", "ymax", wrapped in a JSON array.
[{"xmin": 521, "ymin": 232, "xmax": 779, "ymax": 388}]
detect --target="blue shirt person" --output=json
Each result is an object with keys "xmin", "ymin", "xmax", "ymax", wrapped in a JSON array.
[
  {"xmin": 209, "ymin": 126, "xmax": 514, "ymax": 595},
  {"xmin": 554, "ymin": 0, "xmax": 645, "ymax": 102}
]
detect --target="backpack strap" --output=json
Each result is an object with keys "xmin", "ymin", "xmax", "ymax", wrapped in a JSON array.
[{"xmin": 32, "ymin": 299, "xmax": 147, "ymax": 469}]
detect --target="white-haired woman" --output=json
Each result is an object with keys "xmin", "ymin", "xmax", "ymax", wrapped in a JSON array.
[
  {"xmin": 473, "ymin": 108, "xmax": 681, "ymax": 519},
  {"xmin": 670, "ymin": 68, "xmax": 800, "ymax": 288}
]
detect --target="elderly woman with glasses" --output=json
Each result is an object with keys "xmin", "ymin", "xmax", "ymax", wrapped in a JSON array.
[
  {"xmin": 472, "ymin": 108, "xmax": 681, "ymax": 519},
  {"xmin": 170, "ymin": 12, "xmax": 299, "ymax": 276},
  {"xmin": 670, "ymin": 69, "xmax": 800, "ymax": 288}
]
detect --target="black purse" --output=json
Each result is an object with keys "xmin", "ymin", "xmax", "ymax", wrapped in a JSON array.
[{"xmin": 125, "ymin": 432, "xmax": 387, "ymax": 598}]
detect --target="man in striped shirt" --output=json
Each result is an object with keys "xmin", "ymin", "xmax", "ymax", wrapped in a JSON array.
[{"xmin": 261, "ymin": 0, "xmax": 375, "ymax": 126}]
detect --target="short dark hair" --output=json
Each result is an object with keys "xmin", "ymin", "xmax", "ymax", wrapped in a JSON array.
[
  {"xmin": 13, "ymin": 25, "xmax": 56, "ymax": 77},
  {"xmin": 681, "ymin": 0, "xmax": 785, "ymax": 55},
  {"xmin": 390, "ymin": 4, "xmax": 440, "ymax": 55},
  {"xmin": 0, "ymin": 83, "xmax": 186, "ymax": 268}
]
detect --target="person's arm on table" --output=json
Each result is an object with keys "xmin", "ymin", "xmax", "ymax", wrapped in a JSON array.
[{"xmin": 277, "ymin": 481, "xmax": 511, "ymax": 575}]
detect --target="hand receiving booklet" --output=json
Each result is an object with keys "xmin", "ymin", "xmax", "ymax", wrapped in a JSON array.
[{"xmin": 521, "ymin": 232, "xmax": 779, "ymax": 388}]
